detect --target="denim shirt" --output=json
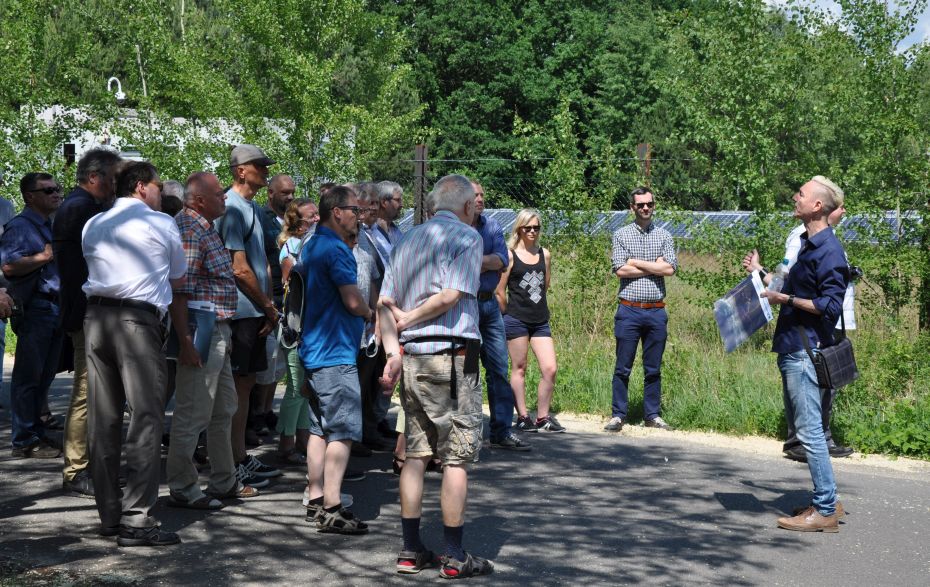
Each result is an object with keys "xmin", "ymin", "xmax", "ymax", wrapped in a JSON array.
[
  {"xmin": 474, "ymin": 213, "xmax": 508, "ymax": 294},
  {"xmin": 771, "ymin": 226, "xmax": 849, "ymax": 354},
  {"xmin": 0, "ymin": 207, "xmax": 59, "ymax": 296}
]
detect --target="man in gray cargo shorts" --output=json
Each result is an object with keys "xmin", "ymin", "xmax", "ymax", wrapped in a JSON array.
[{"xmin": 379, "ymin": 174, "xmax": 493, "ymax": 579}]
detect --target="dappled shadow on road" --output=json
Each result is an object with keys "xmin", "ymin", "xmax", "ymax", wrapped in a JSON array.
[{"xmin": 0, "ymin": 374, "xmax": 812, "ymax": 584}]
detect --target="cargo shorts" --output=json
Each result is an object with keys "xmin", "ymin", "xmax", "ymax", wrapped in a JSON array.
[{"xmin": 401, "ymin": 353, "xmax": 483, "ymax": 466}]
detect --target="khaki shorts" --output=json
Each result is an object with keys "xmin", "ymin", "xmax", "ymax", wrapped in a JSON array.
[{"xmin": 401, "ymin": 353, "xmax": 483, "ymax": 466}]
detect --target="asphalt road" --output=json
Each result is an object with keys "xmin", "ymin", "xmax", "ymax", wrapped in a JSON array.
[{"xmin": 1, "ymin": 368, "xmax": 929, "ymax": 586}]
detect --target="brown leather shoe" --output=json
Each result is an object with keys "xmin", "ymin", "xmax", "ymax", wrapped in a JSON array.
[
  {"xmin": 777, "ymin": 506, "xmax": 839, "ymax": 533},
  {"xmin": 793, "ymin": 501, "xmax": 845, "ymax": 518}
]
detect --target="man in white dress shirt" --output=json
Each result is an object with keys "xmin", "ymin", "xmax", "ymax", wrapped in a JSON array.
[{"xmin": 82, "ymin": 161, "xmax": 187, "ymax": 547}]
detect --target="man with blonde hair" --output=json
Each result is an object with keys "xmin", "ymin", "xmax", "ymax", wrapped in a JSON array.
[{"xmin": 760, "ymin": 176, "xmax": 850, "ymax": 533}]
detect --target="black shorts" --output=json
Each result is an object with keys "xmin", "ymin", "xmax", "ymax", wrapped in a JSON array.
[
  {"xmin": 503, "ymin": 314, "xmax": 552, "ymax": 340},
  {"xmin": 230, "ymin": 317, "xmax": 268, "ymax": 376}
]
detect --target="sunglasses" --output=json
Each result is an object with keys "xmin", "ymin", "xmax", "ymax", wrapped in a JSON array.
[
  {"xmin": 634, "ymin": 201, "xmax": 655, "ymax": 210},
  {"xmin": 29, "ymin": 186, "xmax": 62, "ymax": 195},
  {"xmin": 336, "ymin": 205, "xmax": 361, "ymax": 215},
  {"xmin": 520, "ymin": 225, "xmax": 541, "ymax": 233}
]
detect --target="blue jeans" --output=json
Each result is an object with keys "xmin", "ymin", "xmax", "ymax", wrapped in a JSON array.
[
  {"xmin": 611, "ymin": 304, "xmax": 667, "ymax": 420},
  {"xmin": 478, "ymin": 298, "xmax": 514, "ymax": 440},
  {"xmin": 778, "ymin": 350, "xmax": 837, "ymax": 516},
  {"xmin": 10, "ymin": 299, "xmax": 63, "ymax": 448}
]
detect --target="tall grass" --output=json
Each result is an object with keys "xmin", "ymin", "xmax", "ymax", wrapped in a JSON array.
[{"xmin": 511, "ymin": 243, "xmax": 930, "ymax": 459}]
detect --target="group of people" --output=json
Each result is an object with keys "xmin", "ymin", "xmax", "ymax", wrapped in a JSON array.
[
  {"xmin": 0, "ymin": 151, "xmax": 855, "ymax": 579},
  {"xmin": 0, "ymin": 144, "xmax": 567, "ymax": 578}
]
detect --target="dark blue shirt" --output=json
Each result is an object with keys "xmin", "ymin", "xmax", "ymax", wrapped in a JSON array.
[
  {"xmin": 772, "ymin": 227, "xmax": 849, "ymax": 354},
  {"xmin": 475, "ymin": 213, "xmax": 508, "ymax": 293},
  {"xmin": 0, "ymin": 207, "xmax": 59, "ymax": 296},
  {"xmin": 298, "ymin": 225, "xmax": 363, "ymax": 369},
  {"xmin": 53, "ymin": 187, "xmax": 106, "ymax": 332}
]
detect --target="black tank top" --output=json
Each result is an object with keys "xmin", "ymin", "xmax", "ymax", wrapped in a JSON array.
[{"xmin": 506, "ymin": 248, "xmax": 549, "ymax": 323}]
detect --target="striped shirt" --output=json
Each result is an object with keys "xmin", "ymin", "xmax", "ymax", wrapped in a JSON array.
[
  {"xmin": 610, "ymin": 221, "xmax": 678, "ymax": 303},
  {"xmin": 174, "ymin": 207, "xmax": 238, "ymax": 319},
  {"xmin": 380, "ymin": 210, "xmax": 481, "ymax": 354}
]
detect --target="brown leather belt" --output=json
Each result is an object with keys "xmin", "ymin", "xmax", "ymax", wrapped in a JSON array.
[{"xmin": 619, "ymin": 299, "xmax": 665, "ymax": 309}]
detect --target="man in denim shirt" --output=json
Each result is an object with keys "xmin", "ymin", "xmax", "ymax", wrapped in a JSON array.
[{"xmin": 761, "ymin": 176, "xmax": 849, "ymax": 533}]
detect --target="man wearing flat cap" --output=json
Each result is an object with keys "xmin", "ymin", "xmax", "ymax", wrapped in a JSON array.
[{"xmin": 214, "ymin": 144, "xmax": 283, "ymax": 487}]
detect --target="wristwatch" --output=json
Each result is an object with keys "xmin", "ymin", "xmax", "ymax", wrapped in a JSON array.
[
  {"xmin": 787, "ymin": 295, "xmax": 795, "ymax": 307},
  {"xmin": 385, "ymin": 352, "xmax": 396, "ymax": 359}
]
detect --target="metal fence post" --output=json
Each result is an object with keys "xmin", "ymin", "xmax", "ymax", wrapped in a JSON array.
[{"xmin": 413, "ymin": 144, "xmax": 427, "ymax": 225}]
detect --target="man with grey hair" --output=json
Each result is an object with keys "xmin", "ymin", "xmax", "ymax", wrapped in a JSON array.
[
  {"xmin": 379, "ymin": 174, "xmax": 493, "ymax": 578},
  {"xmin": 160, "ymin": 180, "xmax": 184, "ymax": 217},
  {"xmin": 371, "ymin": 180, "xmax": 404, "ymax": 267},
  {"xmin": 760, "ymin": 176, "xmax": 849, "ymax": 533},
  {"xmin": 53, "ymin": 147, "xmax": 122, "ymax": 497}
]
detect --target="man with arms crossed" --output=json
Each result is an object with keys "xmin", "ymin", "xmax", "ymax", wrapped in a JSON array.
[
  {"xmin": 380, "ymin": 175, "xmax": 493, "ymax": 578},
  {"xmin": 604, "ymin": 187, "xmax": 677, "ymax": 432},
  {"xmin": 300, "ymin": 185, "xmax": 372, "ymax": 534}
]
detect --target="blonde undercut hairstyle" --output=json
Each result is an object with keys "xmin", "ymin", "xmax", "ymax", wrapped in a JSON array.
[
  {"xmin": 507, "ymin": 208, "xmax": 543, "ymax": 249},
  {"xmin": 810, "ymin": 175, "xmax": 844, "ymax": 214}
]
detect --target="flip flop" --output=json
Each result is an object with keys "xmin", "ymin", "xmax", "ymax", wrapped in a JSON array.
[{"xmin": 167, "ymin": 495, "xmax": 224, "ymax": 510}]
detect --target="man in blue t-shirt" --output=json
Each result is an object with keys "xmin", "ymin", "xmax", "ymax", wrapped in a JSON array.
[{"xmin": 299, "ymin": 185, "xmax": 373, "ymax": 535}]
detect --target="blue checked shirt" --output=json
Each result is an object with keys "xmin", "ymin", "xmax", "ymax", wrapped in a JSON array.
[
  {"xmin": 610, "ymin": 221, "xmax": 678, "ymax": 303},
  {"xmin": 380, "ymin": 210, "xmax": 482, "ymax": 354}
]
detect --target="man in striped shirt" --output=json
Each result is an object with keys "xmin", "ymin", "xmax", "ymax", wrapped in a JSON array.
[
  {"xmin": 605, "ymin": 187, "xmax": 678, "ymax": 433},
  {"xmin": 379, "ymin": 175, "xmax": 493, "ymax": 579}
]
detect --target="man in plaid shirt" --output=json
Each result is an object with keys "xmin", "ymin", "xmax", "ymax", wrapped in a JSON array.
[
  {"xmin": 604, "ymin": 187, "xmax": 678, "ymax": 433},
  {"xmin": 166, "ymin": 172, "xmax": 259, "ymax": 508}
]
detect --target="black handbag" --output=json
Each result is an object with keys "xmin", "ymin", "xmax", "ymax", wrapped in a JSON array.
[{"xmin": 797, "ymin": 314, "xmax": 859, "ymax": 389}]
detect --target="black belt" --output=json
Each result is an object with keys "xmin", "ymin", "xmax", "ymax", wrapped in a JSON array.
[
  {"xmin": 477, "ymin": 291, "xmax": 494, "ymax": 302},
  {"xmin": 88, "ymin": 296, "xmax": 159, "ymax": 316}
]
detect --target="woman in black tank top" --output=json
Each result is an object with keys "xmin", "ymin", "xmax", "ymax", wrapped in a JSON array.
[{"xmin": 495, "ymin": 209, "xmax": 564, "ymax": 434}]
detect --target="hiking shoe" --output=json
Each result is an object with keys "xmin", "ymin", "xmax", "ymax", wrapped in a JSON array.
[
  {"xmin": 536, "ymin": 415, "xmax": 566, "ymax": 433},
  {"xmin": 236, "ymin": 463, "xmax": 270, "ymax": 488},
  {"xmin": 397, "ymin": 549, "xmax": 440, "ymax": 574},
  {"xmin": 603, "ymin": 417, "xmax": 625, "ymax": 432},
  {"xmin": 644, "ymin": 416, "xmax": 674, "ymax": 431},
  {"xmin": 117, "ymin": 525, "xmax": 181, "ymax": 547},
  {"xmin": 439, "ymin": 552, "xmax": 494, "ymax": 579},
  {"xmin": 515, "ymin": 415, "xmax": 538, "ymax": 433},
  {"xmin": 317, "ymin": 507, "xmax": 369, "ymax": 535},
  {"xmin": 828, "ymin": 443, "xmax": 854, "ymax": 458},
  {"xmin": 242, "ymin": 454, "xmax": 282, "ymax": 478},
  {"xmin": 244, "ymin": 428, "xmax": 263, "ymax": 447},
  {"xmin": 784, "ymin": 446, "xmax": 807, "ymax": 463},
  {"xmin": 62, "ymin": 470, "xmax": 95, "ymax": 498},
  {"xmin": 490, "ymin": 432, "xmax": 531, "ymax": 451},
  {"xmin": 11, "ymin": 438, "xmax": 61, "ymax": 459}
]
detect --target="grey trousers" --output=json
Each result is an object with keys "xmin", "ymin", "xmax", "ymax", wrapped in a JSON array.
[
  {"xmin": 85, "ymin": 304, "xmax": 167, "ymax": 529},
  {"xmin": 166, "ymin": 322, "xmax": 238, "ymax": 500}
]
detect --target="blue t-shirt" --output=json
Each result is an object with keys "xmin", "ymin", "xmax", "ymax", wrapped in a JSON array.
[
  {"xmin": 214, "ymin": 189, "xmax": 270, "ymax": 319},
  {"xmin": 298, "ymin": 225, "xmax": 363, "ymax": 369}
]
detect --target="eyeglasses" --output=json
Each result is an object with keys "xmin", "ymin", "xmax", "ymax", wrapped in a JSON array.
[
  {"xmin": 28, "ymin": 186, "xmax": 62, "ymax": 195},
  {"xmin": 520, "ymin": 225, "xmax": 541, "ymax": 233},
  {"xmin": 634, "ymin": 201, "xmax": 655, "ymax": 210},
  {"xmin": 336, "ymin": 205, "xmax": 361, "ymax": 215}
]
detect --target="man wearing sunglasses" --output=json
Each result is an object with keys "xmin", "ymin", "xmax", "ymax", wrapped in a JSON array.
[
  {"xmin": 605, "ymin": 187, "xmax": 678, "ymax": 433},
  {"xmin": 1, "ymin": 173, "xmax": 64, "ymax": 459}
]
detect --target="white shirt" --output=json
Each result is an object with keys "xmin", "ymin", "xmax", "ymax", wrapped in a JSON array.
[
  {"xmin": 82, "ymin": 197, "xmax": 187, "ymax": 313},
  {"xmin": 784, "ymin": 224, "xmax": 856, "ymax": 330}
]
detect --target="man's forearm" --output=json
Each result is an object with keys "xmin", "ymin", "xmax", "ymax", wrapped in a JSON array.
[
  {"xmin": 481, "ymin": 254, "xmax": 504, "ymax": 272},
  {"xmin": 2, "ymin": 253, "xmax": 51, "ymax": 277},
  {"xmin": 631, "ymin": 258, "xmax": 675, "ymax": 276},
  {"xmin": 399, "ymin": 288, "xmax": 462, "ymax": 330},
  {"xmin": 234, "ymin": 268, "xmax": 274, "ymax": 312}
]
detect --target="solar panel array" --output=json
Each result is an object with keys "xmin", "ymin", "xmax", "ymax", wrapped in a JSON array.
[{"xmin": 393, "ymin": 209, "xmax": 922, "ymax": 243}]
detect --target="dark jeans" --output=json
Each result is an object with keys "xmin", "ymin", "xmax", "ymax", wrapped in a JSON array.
[
  {"xmin": 478, "ymin": 298, "xmax": 515, "ymax": 440},
  {"xmin": 10, "ymin": 299, "xmax": 63, "ymax": 448},
  {"xmin": 611, "ymin": 304, "xmax": 667, "ymax": 421}
]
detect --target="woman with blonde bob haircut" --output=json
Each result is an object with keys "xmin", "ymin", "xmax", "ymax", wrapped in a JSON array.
[{"xmin": 495, "ymin": 208, "xmax": 564, "ymax": 433}]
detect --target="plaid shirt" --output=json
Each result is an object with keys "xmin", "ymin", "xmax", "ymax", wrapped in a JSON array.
[
  {"xmin": 174, "ymin": 207, "xmax": 238, "ymax": 319},
  {"xmin": 610, "ymin": 221, "xmax": 678, "ymax": 302}
]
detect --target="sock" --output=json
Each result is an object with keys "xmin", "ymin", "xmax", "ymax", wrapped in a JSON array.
[
  {"xmin": 444, "ymin": 525, "xmax": 466, "ymax": 562},
  {"xmin": 307, "ymin": 496, "xmax": 323, "ymax": 506},
  {"xmin": 401, "ymin": 517, "xmax": 425, "ymax": 552},
  {"xmin": 324, "ymin": 504, "xmax": 341, "ymax": 513}
]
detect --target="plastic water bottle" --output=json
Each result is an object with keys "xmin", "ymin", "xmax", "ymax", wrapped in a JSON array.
[{"xmin": 767, "ymin": 258, "xmax": 789, "ymax": 292}]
